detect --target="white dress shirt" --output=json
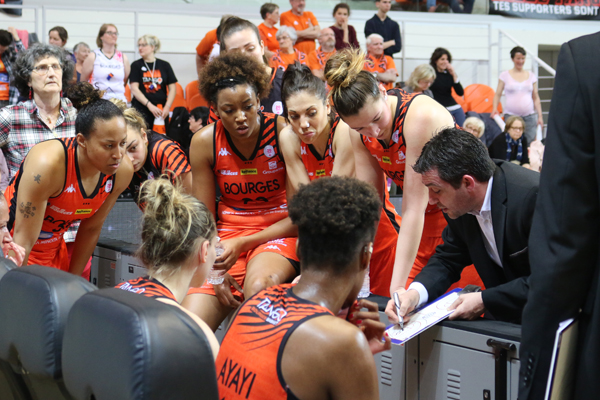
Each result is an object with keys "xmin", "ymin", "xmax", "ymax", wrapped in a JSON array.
[{"xmin": 409, "ymin": 177, "xmax": 499, "ymax": 307}]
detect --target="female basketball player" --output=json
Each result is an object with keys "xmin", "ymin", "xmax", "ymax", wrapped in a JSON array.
[
  {"xmin": 116, "ymin": 178, "xmax": 220, "ymax": 359},
  {"xmin": 279, "ymin": 62, "xmax": 400, "ymax": 297},
  {"xmin": 182, "ymin": 52, "xmax": 298, "ymax": 331},
  {"xmin": 5, "ymin": 82, "xmax": 133, "ymax": 274},
  {"xmin": 122, "ymin": 107, "xmax": 191, "ymax": 208},
  {"xmin": 325, "ymin": 49, "xmax": 483, "ymax": 315}
]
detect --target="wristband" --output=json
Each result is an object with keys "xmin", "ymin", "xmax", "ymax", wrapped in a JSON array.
[{"xmin": 146, "ymin": 100, "xmax": 150, "ymax": 107}]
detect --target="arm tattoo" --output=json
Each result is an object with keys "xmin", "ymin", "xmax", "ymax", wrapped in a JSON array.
[
  {"xmin": 18, "ymin": 202, "xmax": 36, "ymax": 218},
  {"xmin": 33, "ymin": 174, "xmax": 41, "ymax": 184}
]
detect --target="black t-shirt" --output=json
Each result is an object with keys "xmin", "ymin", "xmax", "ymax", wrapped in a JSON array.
[{"xmin": 129, "ymin": 58, "xmax": 177, "ymax": 107}]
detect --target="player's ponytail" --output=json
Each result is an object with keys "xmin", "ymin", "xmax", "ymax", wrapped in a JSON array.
[{"xmin": 65, "ymin": 82, "xmax": 123, "ymax": 138}]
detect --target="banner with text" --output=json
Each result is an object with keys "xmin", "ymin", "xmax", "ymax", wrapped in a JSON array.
[{"xmin": 490, "ymin": 0, "xmax": 600, "ymax": 19}]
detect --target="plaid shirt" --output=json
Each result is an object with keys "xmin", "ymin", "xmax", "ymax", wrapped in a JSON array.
[
  {"xmin": 0, "ymin": 98, "xmax": 79, "ymax": 242},
  {"xmin": 1, "ymin": 40, "xmax": 25, "ymax": 105}
]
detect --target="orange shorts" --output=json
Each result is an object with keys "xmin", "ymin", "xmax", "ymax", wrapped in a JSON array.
[
  {"xmin": 405, "ymin": 210, "xmax": 485, "ymax": 291},
  {"xmin": 188, "ymin": 227, "xmax": 299, "ymax": 300},
  {"xmin": 28, "ymin": 239, "xmax": 69, "ymax": 271},
  {"xmin": 369, "ymin": 206, "xmax": 401, "ymax": 297}
]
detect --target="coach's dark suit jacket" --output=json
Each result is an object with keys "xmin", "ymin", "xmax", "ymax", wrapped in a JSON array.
[
  {"xmin": 519, "ymin": 32, "xmax": 600, "ymax": 400},
  {"xmin": 413, "ymin": 160, "xmax": 539, "ymax": 323}
]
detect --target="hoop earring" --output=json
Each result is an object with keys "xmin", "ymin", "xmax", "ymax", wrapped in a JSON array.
[{"xmin": 28, "ymin": 88, "xmax": 32, "ymax": 100}]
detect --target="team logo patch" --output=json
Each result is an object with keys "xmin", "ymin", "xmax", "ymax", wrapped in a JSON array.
[
  {"xmin": 383, "ymin": 156, "xmax": 392, "ymax": 165},
  {"xmin": 38, "ymin": 231, "xmax": 53, "ymax": 240},
  {"xmin": 219, "ymin": 148, "xmax": 231, "ymax": 157},
  {"xmin": 269, "ymin": 161, "xmax": 278, "ymax": 170},
  {"xmin": 241, "ymin": 168, "xmax": 258, "ymax": 175},
  {"xmin": 147, "ymin": 171, "xmax": 154, "ymax": 180},
  {"xmin": 257, "ymin": 297, "xmax": 288, "ymax": 325},
  {"xmin": 141, "ymin": 66, "xmax": 147, "ymax": 72},
  {"xmin": 65, "ymin": 184, "xmax": 76, "ymax": 193},
  {"xmin": 272, "ymin": 101, "xmax": 283, "ymax": 115},
  {"xmin": 301, "ymin": 146, "xmax": 307, "ymax": 155},
  {"xmin": 264, "ymin": 145, "xmax": 275, "ymax": 158},
  {"xmin": 75, "ymin": 209, "xmax": 92, "ymax": 215},
  {"xmin": 392, "ymin": 130, "xmax": 399, "ymax": 143},
  {"xmin": 105, "ymin": 179, "xmax": 113, "ymax": 193}
]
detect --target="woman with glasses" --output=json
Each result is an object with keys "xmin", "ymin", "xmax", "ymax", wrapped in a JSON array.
[
  {"xmin": 129, "ymin": 34, "xmax": 178, "ymax": 130},
  {"xmin": 270, "ymin": 26, "xmax": 306, "ymax": 71},
  {"xmin": 488, "ymin": 115, "xmax": 531, "ymax": 168},
  {"xmin": 81, "ymin": 23, "xmax": 130, "ymax": 102}
]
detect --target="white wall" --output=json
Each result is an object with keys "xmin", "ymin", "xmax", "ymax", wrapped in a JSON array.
[{"xmin": 0, "ymin": 0, "xmax": 597, "ymax": 91}]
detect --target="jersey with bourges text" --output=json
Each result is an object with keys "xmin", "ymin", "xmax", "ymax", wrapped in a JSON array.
[
  {"xmin": 215, "ymin": 284, "xmax": 333, "ymax": 399},
  {"xmin": 300, "ymin": 114, "xmax": 340, "ymax": 181},
  {"xmin": 213, "ymin": 112, "xmax": 288, "ymax": 228},
  {"xmin": 116, "ymin": 276, "xmax": 178, "ymax": 302},
  {"xmin": 5, "ymin": 138, "xmax": 115, "ymax": 257}
]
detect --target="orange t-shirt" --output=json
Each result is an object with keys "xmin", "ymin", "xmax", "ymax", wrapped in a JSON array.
[
  {"xmin": 196, "ymin": 29, "xmax": 218, "ymax": 58},
  {"xmin": 279, "ymin": 10, "xmax": 318, "ymax": 55},
  {"xmin": 258, "ymin": 23, "xmax": 279, "ymax": 52},
  {"xmin": 306, "ymin": 47, "xmax": 336, "ymax": 73},
  {"xmin": 270, "ymin": 49, "xmax": 306, "ymax": 71},
  {"xmin": 364, "ymin": 53, "xmax": 398, "ymax": 91}
]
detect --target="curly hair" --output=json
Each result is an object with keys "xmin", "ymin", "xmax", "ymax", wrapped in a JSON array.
[
  {"xmin": 12, "ymin": 43, "xmax": 75, "ymax": 97},
  {"xmin": 288, "ymin": 176, "xmax": 381, "ymax": 274},
  {"xmin": 325, "ymin": 48, "xmax": 380, "ymax": 117},
  {"xmin": 137, "ymin": 178, "xmax": 217, "ymax": 277},
  {"xmin": 65, "ymin": 82, "xmax": 123, "ymax": 139},
  {"xmin": 199, "ymin": 51, "xmax": 271, "ymax": 106}
]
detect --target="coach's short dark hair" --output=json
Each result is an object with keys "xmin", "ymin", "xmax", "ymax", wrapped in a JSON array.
[{"xmin": 413, "ymin": 127, "xmax": 495, "ymax": 188}]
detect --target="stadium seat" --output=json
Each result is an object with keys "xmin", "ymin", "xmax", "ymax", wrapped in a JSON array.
[
  {"xmin": 124, "ymin": 83, "xmax": 132, "ymax": 103},
  {"xmin": 185, "ymin": 80, "xmax": 200, "ymax": 110},
  {"xmin": 188, "ymin": 93, "xmax": 209, "ymax": 110},
  {"xmin": 463, "ymin": 83, "xmax": 502, "ymax": 114},
  {"xmin": 168, "ymin": 82, "xmax": 187, "ymax": 110},
  {"xmin": 62, "ymin": 288, "xmax": 219, "ymax": 400},
  {"xmin": 0, "ymin": 265, "xmax": 96, "ymax": 400}
]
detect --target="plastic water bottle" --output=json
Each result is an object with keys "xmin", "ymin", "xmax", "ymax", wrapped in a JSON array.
[
  {"xmin": 206, "ymin": 243, "xmax": 225, "ymax": 285},
  {"xmin": 358, "ymin": 266, "xmax": 370, "ymax": 298}
]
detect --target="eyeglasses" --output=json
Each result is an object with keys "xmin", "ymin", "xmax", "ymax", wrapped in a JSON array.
[
  {"xmin": 138, "ymin": 43, "xmax": 149, "ymax": 47},
  {"xmin": 105, "ymin": 31, "xmax": 119, "ymax": 37},
  {"xmin": 509, "ymin": 126, "xmax": 524, "ymax": 131},
  {"xmin": 32, "ymin": 63, "xmax": 62, "ymax": 74},
  {"xmin": 278, "ymin": 36, "xmax": 291, "ymax": 41}
]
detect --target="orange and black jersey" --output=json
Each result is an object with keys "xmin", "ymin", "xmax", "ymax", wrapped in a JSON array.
[
  {"xmin": 215, "ymin": 284, "xmax": 333, "ymax": 399},
  {"xmin": 213, "ymin": 112, "xmax": 288, "ymax": 228},
  {"xmin": 128, "ymin": 131, "xmax": 191, "ymax": 207},
  {"xmin": 300, "ymin": 114, "xmax": 340, "ymax": 181},
  {"xmin": 5, "ymin": 138, "xmax": 115, "ymax": 258},
  {"xmin": 116, "ymin": 276, "xmax": 177, "ymax": 302},
  {"xmin": 207, "ymin": 68, "xmax": 284, "ymax": 124}
]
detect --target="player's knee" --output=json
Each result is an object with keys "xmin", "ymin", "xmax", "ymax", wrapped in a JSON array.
[{"xmin": 246, "ymin": 275, "xmax": 276, "ymax": 298}]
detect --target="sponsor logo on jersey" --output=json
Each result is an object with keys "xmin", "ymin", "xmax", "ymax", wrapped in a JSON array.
[
  {"xmin": 396, "ymin": 151, "xmax": 406, "ymax": 164},
  {"xmin": 119, "ymin": 282, "xmax": 146, "ymax": 294},
  {"xmin": 241, "ymin": 168, "xmax": 258, "ymax": 175},
  {"xmin": 49, "ymin": 205, "xmax": 73, "ymax": 215},
  {"xmin": 257, "ymin": 297, "xmax": 287, "ymax": 325},
  {"xmin": 308, "ymin": 172, "xmax": 314, "ymax": 176},
  {"xmin": 266, "ymin": 239, "xmax": 286, "ymax": 246},
  {"xmin": 65, "ymin": 184, "xmax": 76, "ymax": 193},
  {"xmin": 301, "ymin": 146, "xmax": 307, "ymax": 155},
  {"xmin": 38, "ymin": 231, "xmax": 53, "ymax": 240},
  {"xmin": 316, "ymin": 169, "xmax": 326, "ymax": 177},
  {"xmin": 105, "ymin": 179, "xmax": 113, "ymax": 193},
  {"xmin": 262, "ymin": 167, "xmax": 284, "ymax": 175},
  {"xmin": 75, "ymin": 209, "xmax": 93, "ymax": 215},
  {"xmin": 218, "ymin": 148, "xmax": 231, "ymax": 157},
  {"xmin": 264, "ymin": 145, "xmax": 275, "ymax": 158},
  {"xmin": 268, "ymin": 161, "xmax": 278, "ymax": 170},
  {"xmin": 392, "ymin": 130, "xmax": 399, "ymax": 143},
  {"xmin": 264, "ymin": 245, "xmax": 281, "ymax": 251},
  {"xmin": 272, "ymin": 101, "xmax": 283, "ymax": 115},
  {"xmin": 223, "ymin": 179, "xmax": 281, "ymax": 195},
  {"xmin": 383, "ymin": 156, "xmax": 392, "ymax": 165},
  {"xmin": 147, "ymin": 171, "xmax": 154, "ymax": 180},
  {"xmin": 220, "ymin": 169, "xmax": 238, "ymax": 176}
]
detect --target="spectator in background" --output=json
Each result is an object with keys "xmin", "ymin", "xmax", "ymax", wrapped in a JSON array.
[
  {"xmin": 189, "ymin": 106, "xmax": 208, "ymax": 135},
  {"xmin": 430, "ymin": 47, "xmax": 465, "ymax": 127},
  {"xmin": 488, "ymin": 115, "xmax": 530, "ymax": 169},
  {"xmin": 330, "ymin": 3, "xmax": 359, "ymax": 51},
  {"xmin": 271, "ymin": 26, "xmax": 307, "ymax": 71},
  {"xmin": 463, "ymin": 116, "xmax": 485, "ymax": 140},
  {"xmin": 492, "ymin": 46, "xmax": 543, "ymax": 145},
  {"xmin": 129, "ymin": 34, "xmax": 178, "ymax": 130},
  {"xmin": 279, "ymin": 0, "xmax": 320, "ymax": 55},
  {"xmin": 363, "ymin": 34, "xmax": 398, "ymax": 91},
  {"xmin": 364, "ymin": 0, "xmax": 401, "ymax": 57},
  {"xmin": 258, "ymin": 3, "xmax": 280, "ymax": 60},
  {"xmin": 307, "ymin": 27, "xmax": 336, "ymax": 81},
  {"xmin": 81, "ymin": 23, "xmax": 130, "ymax": 102},
  {"xmin": 428, "ymin": 0, "xmax": 474, "ymax": 13},
  {"xmin": 403, "ymin": 63, "xmax": 435, "ymax": 98},
  {"xmin": 195, "ymin": 15, "xmax": 232, "ymax": 77},
  {"xmin": 73, "ymin": 42, "xmax": 90, "ymax": 82},
  {"xmin": 0, "ymin": 27, "xmax": 24, "ymax": 107},
  {"xmin": 48, "ymin": 26, "xmax": 76, "ymax": 64}
]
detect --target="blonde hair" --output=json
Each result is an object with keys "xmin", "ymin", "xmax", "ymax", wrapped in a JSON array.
[
  {"xmin": 463, "ymin": 117, "xmax": 485, "ymax": 138},
  {"xmin": 139, "ymin": 34, "xmax": 161, "ymax": 53},
  {"xmin": 324, "ymin": 48, "xmax": 380, "ymax": 117},
  {"xmin": 137, "ymin": 178, "xmax": 217, "ymax": 277},
  {"xmin": 108, "ymin": 98, "xmax": 127, "ymax": 111},
  {"xmin": 406, "ymin": 64, "xmax": 436, "ymax": 92},
  {"xmin": 96, "ymin": 23, "xmax": 118, "ymax": 48},
  {"xmin": 123, "ymin": 107, "xmax": 148, "ymax": 131}
]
